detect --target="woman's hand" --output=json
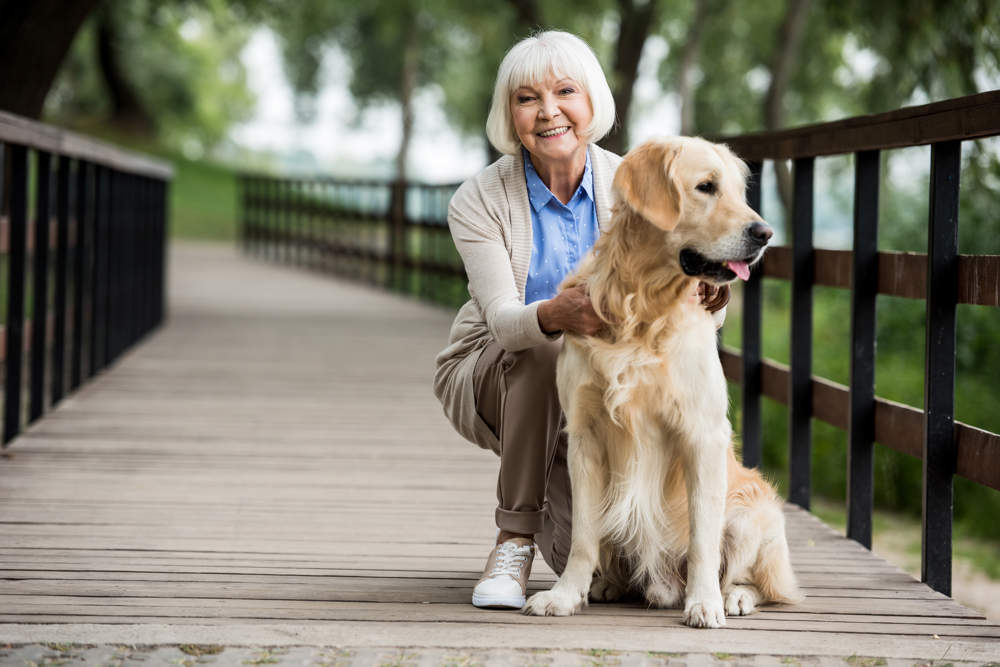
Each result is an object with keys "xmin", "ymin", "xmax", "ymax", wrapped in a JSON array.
[{"xmin": 537, "ymin": 285, "xmax": 605, "ymax": 336}]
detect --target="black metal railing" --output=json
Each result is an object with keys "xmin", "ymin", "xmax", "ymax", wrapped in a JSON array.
[
  {"xmin": 0, "ymin": 111, "xmax": 170, "ymax": 447},
  {"xmin": 718, "ymin": 90, "xmax": 1000, "ymax": 595},
  {"xmin": 239, "ymin": 91, "xmax": 1000, "ymax": 597},
  {"xmin": 238, "ymin": 176, "xmax": 466, "ymax": 307}
]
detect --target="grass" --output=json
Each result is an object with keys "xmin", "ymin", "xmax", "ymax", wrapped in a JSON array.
[
  {"xmin": 168, "ymin": 155, "xmax": 239, "ymax": 241},
  {"xmin": 811, "ymin": 499, "xmax": 1000, "ymax": 580}
]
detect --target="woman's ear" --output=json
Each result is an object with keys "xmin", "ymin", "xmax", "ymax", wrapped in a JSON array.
[{"xmin": 613, "ymin": 141, "xmax": 684, "ymax": 230}]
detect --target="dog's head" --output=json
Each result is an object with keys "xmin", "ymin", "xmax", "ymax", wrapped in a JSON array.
[{"xmin": 612, "ymin": 137, "xmax": 772, "ymax": 285}]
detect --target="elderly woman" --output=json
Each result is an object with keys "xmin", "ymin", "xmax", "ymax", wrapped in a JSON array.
[{"xmin": 433, "ymin": 31, "xmax": 726, "ymax": 609}]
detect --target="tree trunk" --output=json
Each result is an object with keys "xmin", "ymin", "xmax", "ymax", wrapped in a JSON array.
[
  {"xmin": 390, "ymin": 8, "xmax": 420, "ymax": 288},
  {"xmin": 600, "ymin": 0, "xmax": 658, "ymax": 155},
  {"xmin": 96, "ymin": 4, "xmax": 155, "ymax": 134},
  {"xmin": 0, "ymin": 0, "xmax": 101, "ymax": 118},
  {"xmin": 678, "ymin": 0, "xmax": 712, "ymax": 135},
  {"xmin": 509, "ymin": 0, "xmax": 542, "ymax": 35},
  {"xmin": 764, "ymin": 0, "xmax": 812, "ymax": 221},
  {"xmin": 396, "ymin": 13, "xmax": 419, "ymax": 184}
]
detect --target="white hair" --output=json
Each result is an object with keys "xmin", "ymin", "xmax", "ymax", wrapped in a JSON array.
[{"xmin": 486, "ymin": 31, "xmax": 617, "ymax": 156}]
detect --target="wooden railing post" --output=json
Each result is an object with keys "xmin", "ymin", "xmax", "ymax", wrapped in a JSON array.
[
  {"xmin": 52, "ymin": 155, "xmax": 71, "ymax": 405},
  {"xmin": 846, "ymin": 150, "xmax": 880, "ymax": 548},
  {"xmin": 29, "ymin": 150, "xmax": 52, "ymax": 423},
  {"xmin": 390, "ymin": 179, "xmax": 406, "ymax": 291},
  {"xmin": 71, "ymin": 160, "xmax": 91, "ymax": 391},
  {"xmin": 922, "ymin": 140, "xmax": 960, "ymax": 596},
  {"xmin": 789, "ymin": 157, "xmax": 814, "ymax": 508},
  {"xmin": 4, "ymin": 144, "xmax": 28, "ymax": 446},
  {"xmin": 742, "ymin": 160, "xmax": 764, "ymax": 469}
]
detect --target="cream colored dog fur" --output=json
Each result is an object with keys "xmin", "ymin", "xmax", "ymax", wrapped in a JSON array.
[{"xmin": 523, "ymin": 137, "xmax": 802, "ymax": 628}]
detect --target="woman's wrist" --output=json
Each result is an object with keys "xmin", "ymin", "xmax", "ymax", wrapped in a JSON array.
[{"xmin": 537, "ymin": 299, "xmax": 562, "ymax": 334}]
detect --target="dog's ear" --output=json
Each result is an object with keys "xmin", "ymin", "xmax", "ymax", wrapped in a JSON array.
[{"xmin": 613, "ymin": 142, "xmax": 683, "ymax": 230}]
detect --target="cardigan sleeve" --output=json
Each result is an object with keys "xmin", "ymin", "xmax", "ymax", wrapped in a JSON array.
[{"xmin": 447, "ymin": 176, "xmax": 556, "ymax": 351}]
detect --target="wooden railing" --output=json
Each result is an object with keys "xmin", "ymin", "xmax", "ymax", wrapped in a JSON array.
[
  {"xmin": 238, "ymin": 91, "xmax": 1000, "ymax": 597},
  {"xmin": 717, "ymin": 90, "xmax": 1000, "ymax": 595},
  {"xmin": 0, "ymin": 111, "xmax": 170, "ymax": 447},
  {"xmin": 238, "ymin": 177, "xmax": 466, "ymax": 306}
]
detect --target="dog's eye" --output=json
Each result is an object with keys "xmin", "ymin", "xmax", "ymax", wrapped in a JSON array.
[{"xmin": 696, "ymin": 181, "xmax": 717, "ymax": 195}]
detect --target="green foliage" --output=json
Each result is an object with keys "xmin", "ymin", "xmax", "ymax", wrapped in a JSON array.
[
  {"xmin": 45, "ymin": 0, "xmax": 255, "ymax": 157},
  {"xmin": 168, "ymin": 155, "xmax": 240, "ymax": 240}
]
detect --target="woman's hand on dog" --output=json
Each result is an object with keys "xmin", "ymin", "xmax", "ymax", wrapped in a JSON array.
[
  {"xmin": 539, "ymin": 283, "xmax": 730, "ymax": 336},
  {"xmin": 537, "ymin": 285, "xmax": 605, "ymax": 336}
]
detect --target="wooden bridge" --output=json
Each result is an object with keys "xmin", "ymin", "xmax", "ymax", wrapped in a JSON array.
[
  {"xmin": 0, "ymin": 242, "xmax": 996, "ymax": 661},
  {"xmin": 0, "ymin": 97, "xmax": 999, "ymax": 662}
]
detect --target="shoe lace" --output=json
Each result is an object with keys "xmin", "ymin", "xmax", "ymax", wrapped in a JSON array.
[{"xmin": 489, "ymin": 542, "xmax": 532, "ymax": 578}]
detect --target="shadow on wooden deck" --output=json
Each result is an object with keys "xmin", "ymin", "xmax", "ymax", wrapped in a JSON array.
[{"xmin": 0, "ymin": 242, "xmax": 997, "ymax": 661}]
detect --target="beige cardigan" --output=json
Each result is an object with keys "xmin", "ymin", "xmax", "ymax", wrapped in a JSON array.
[{"xmin": 432, "ymin": 144, "xmax": 622, "ymax": 449}]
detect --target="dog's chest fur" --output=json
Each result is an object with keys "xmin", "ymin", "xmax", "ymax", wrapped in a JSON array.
[{"xmin": 560, "ymin": 305, "xmax": 730, "ymax": 583}]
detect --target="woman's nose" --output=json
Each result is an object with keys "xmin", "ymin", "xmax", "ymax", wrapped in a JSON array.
[{"xmin": 538, "ymin": 95, "xmax": 560, "ymax": 119}]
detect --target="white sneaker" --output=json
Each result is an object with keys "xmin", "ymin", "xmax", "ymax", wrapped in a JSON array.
[{"xmin": 471, "ymin": 537, "xmax": 534, "ymax": 609}]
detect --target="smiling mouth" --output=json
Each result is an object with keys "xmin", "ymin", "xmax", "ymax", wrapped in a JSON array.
[
  {"xmin": 679, "ymin": 248, "xmax": 757, "ymax": 282},
  {"xmin": 537, "ymin": 127, "xmax": 570, "ymax": 138}
]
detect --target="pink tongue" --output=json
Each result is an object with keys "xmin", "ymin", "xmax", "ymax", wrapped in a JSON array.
[{"xmin": 727, "ymin": 260, "xmax": 750, "ymax": 281}]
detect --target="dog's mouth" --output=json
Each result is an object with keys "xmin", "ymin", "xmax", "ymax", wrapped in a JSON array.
[{"xmin": 679, "ymin": 248, "xmax": 759, "ymax": 282}]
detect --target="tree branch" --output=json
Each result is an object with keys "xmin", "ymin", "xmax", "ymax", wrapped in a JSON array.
[
  {"xmin": 764, "ymin": 0, "xmax": 812, "ymax": 221},
  {"xmin": 601, "ymin": 0, "xmax": 659, "ymax": 155}
]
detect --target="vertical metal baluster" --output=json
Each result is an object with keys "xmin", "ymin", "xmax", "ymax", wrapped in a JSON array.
[
  {"xmin": 4, "ymin": 145, "xmax": 28, "ymax": 445},
  {"xmin": 106, "ymin": 170, "xmax": 119, "ymax": 364},
  {"xmin": 89, "ymin": 165, "xmax": 106, "ymax": 376},
  {"xmin": 922, "ymin": 140, "xmax": 960, "ymax": 596},
  {"xmin": 125, "ymin": 172, "xmax": 133, "ymax": 349},
  {"xmin": 238, "ymin": 174, "xmax": 247, "ymax": 255},
  {"xmin": 158, "ymin": 178, "xmax": 169, "ymax": 325},
  {"xmin": 71, "ymin": 161, "xmax": 90, "ymax": 389},
  {"xmin": 789, "ymin": 156, "xmax": 814, "ymax": 509},
  {"xmin": 29, "ymin": 150, "xmax": 51, "ymax": 423},
  {"xmin": 291, "ymin": 178, "xmax": 299, "ymax": 267},
  {"xmin": 272, "ymin": 178, "xmax": 279, "ymax": 263},
  {"xmin": 52, "ymin": 155, "xmax": 70, "ymax": 405},
  {"xmin": 284, "ymin": 178, "xmax": 293, "ymax": 265},
  {"xmin": 848, "ymin": 150, "xmax": 880, "ymax": 548},
  {"xmin": 742, "ymin": 160, "xmax": 764, "ymax": 469},
  {"xmin": 145, "ymin": 177, "xmax": 154, "ymax": 334}
]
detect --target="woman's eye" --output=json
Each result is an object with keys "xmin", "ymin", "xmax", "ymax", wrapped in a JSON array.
[
  {"xmin": 560, "ymin": 87, "xmax": 576, "ymax": 95},
  {"xmin": 696, "ymin": 181, "xmax": 717, "ymax": 194},
  {"xmin": 517, "ymin": 95, "xmax": 535, "ymax": 103}
]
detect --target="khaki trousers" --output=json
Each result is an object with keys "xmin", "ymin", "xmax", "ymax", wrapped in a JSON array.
[{"xmin": 472, "ymin": 338, "xmax": 572, "ymax": 575}]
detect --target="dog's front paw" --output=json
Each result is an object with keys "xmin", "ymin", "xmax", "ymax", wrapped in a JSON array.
[
  {"xmin": 523, "ymin": 587, "xmax": 586, "ymax": 616},
  {"xmin": 683, "ymin": 595, "xmax": 726, "ymax": 628},
  {"xmin": 589, "ymin": 576, "xmax": 624, "ymax": 602},
  {"xmin": 724, "ymin": 585, "xmax": 759, "ymax": 616}
]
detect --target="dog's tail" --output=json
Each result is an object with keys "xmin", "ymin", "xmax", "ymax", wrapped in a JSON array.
[{"xmin": 753, "ymin": 526, "xmax": 804, "ymax": 604}]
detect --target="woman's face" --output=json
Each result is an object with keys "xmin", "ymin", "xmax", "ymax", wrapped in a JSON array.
[{"xmin": 510, "ymin": 73, "xmax": 594, "ymax": 168}]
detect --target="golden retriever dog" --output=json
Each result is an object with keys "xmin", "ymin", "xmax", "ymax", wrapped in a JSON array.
[{"xmin": 523, "ymin": 137, "xmax": 802, "ymax": 628}]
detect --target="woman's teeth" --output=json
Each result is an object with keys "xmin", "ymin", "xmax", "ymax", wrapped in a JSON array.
[{"xmin": 537, "ymin": 127, "xmax": 570, "ymax": 137}]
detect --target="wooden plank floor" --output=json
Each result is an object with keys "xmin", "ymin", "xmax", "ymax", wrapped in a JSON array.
[{"xmin": 0, "ymin": 242, "xmax": 998, "ymax": 660}]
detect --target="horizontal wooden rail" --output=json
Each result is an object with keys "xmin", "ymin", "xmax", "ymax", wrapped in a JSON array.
[
  {"xmin": 719, "ymin": 347, "xmax": 1000, "ymax": 491},
  {"xmin": 0, "ymin": 111, "xmax": 172, "ymax": 180},
  {"xmin": 759, "ymin": 246, "xmax": 1000, "ymax": 306},
  {"xmin": 718, "ymin": 91, "xmax": 1000, "ymax": 160}
]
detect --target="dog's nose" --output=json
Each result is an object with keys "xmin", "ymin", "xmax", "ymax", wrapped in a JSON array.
[{"xmin": 746, "ymin": 222, "xmax": 773, "ymax": 246}]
